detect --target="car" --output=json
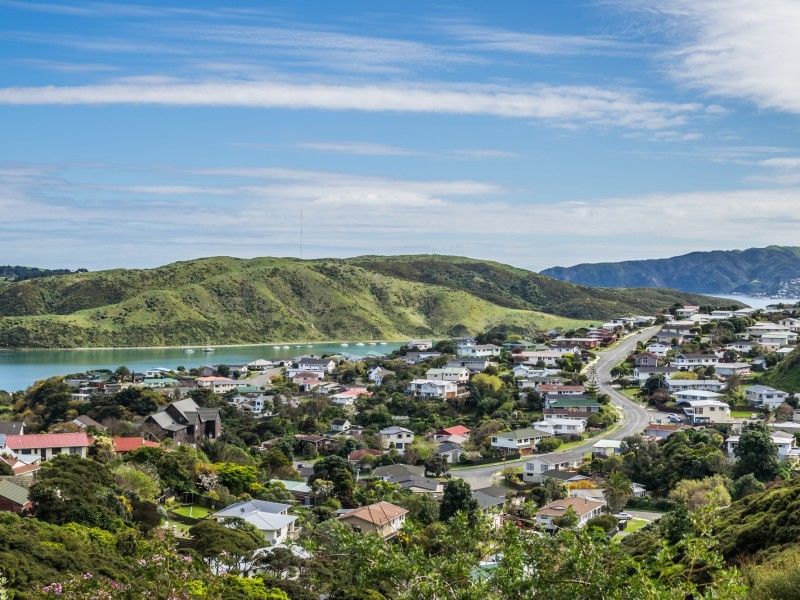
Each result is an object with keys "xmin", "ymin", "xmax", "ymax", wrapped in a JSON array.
[
  {"xmin": 613, "ymin": 512, "xmax": 633, "ymax": 521},
  {"xmin": 667, "ymin": 413, "xmax": 682, "ymax": 422}
]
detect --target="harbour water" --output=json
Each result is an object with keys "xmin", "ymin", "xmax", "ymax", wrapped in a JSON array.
[
  {"xmin": 713, "ymin": 294, "xmax": 800, "ymax": 310},
  {"xmin": 0, "ymin": 341, "xmax": 404, "ymax": 393}
]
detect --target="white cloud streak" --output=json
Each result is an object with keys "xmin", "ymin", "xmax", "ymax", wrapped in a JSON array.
[{"xmin": 0, "ymin": 79, "xmax": 702, "ymax": 130}]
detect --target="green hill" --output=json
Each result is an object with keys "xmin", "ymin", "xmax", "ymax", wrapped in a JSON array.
[
  {"xmin": 762, "ymin": 347, "xmax": 800, "ymax": 392},
  {"xmin": 542, "ymin": 245, "xmax": 800, "ymax": 295},
  {"xmin": 0, "ymin": 255, "xmax": 734, "ymax": 348}
]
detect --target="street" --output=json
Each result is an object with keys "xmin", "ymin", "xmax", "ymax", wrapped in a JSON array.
[{"xmin": 457, "ymin": 326, "xmax": 659, "ymax": 489}]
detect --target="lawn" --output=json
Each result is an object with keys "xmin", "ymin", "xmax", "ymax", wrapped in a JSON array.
[
  {"xmin": 171, "ymin": 504, "xmax": 212, "ymax": 519},
  {"xmin": 731, "ymin": 409, "xmax": 756, "ymax": 419},
  {"xmin": 614, "ymin": 518, "xmax": 649, "ymax": 541}
]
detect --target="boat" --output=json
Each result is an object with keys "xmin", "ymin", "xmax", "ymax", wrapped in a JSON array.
[
  {"xmin": 341, "ymin": 343, "xmax": 349, "ymax": 347},
  {"xmin": 368, "ymin": 342, "xmax": 377, "ymax": 346},
  {"xmin": 185, "ymin": 348, "xmax": 195, "ymax": 354},
  {"xmin": 202, "ymin": 347, "xmax": 214, "ymax": 353},
  {"xmin": 379, "ymin": 342, "xmax": 387, "ymax": 345},
  {"xmin": 356, "ymin": 342, "xmax": 365, "ymax": 346},
  {"xmin": 282, "ymin": 345, "xmax": 290, "ymax": 349},
  {"xmin": 273, "ymin": 346, "xmax": 281, "ymax": 350}
]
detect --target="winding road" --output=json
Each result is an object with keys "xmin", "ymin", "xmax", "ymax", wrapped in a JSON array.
[{"xmin": 457, "ymin": 326, "xmax": 658, "ymax": 489}]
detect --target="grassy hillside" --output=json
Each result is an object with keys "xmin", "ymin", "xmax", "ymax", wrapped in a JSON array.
[
  {"xmin": 762, "ymin": 347, "xmax": 800, "ymax": 392},
  {"xmin": 542, "ymin": 245, "xmax": 800, "ymax": 295},
  {"xmin": 0, "ymin": 255, "xmax": 732, "ymax": 348}
]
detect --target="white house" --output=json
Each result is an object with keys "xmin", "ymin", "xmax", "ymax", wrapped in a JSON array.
[
  {"xmin": 746, "ymin": 322, "xmax": 791, "ymax": 338},
  {"xmin": 368, "ymin": 366, "xmax": 395, "ymax": 385},
  {"xmin": 535, "ymin": 497, "xmax": 606, "ymax": 531},
  {"xmin": 672, "ymin": 389, "xmax": 723, "ymax": 403},
  {"xmin": 458, "ymin": 344, "xmax": 501, "ymax": 358},
  {"xmin": 592, "ymin": 439, "xmax": 623, "ymax": 456},
  {"xmin": 490, "ymin": 428, "xmax": 551, "ymax": 456},
  {"xmin": 523, "ymin": 455, "xmax": 583, "ymax": 483},
  {"xmin": 714, "ymin": 362, "xmax": 752, "ymax": 377},
  {"xmin": 725, "ymin": 340, "xmax": 756, "ymax": 353},
  {"xmin": 532, "ymin": 418, "xmax": 586, "ymax": 436},
  {"xmin": 424, "ymin": 367, "xmax": 470, "ymax": 383},
  {"xmin": 670, "ymin": 354, "xmax": 719, "ymax": 370},
  {"xmin": 759, "ymin": 331, "xmax": 797, "ymax": 349},
  {"xmin": 297, "ymin": 357, "xmax": 336, "ymax": 373},
  {"xmin": 407, "ymin": 340, "xmax": 433, "ymax": 351},
  {"xmin": 3, "ymin": 433, "xmax": 90, "ymax": 461},
  {"xmin": 196, "ymin": 376, "xmax": 239, "ymax": 394},
  {"xmin": 646, "ymin": 343, "xmax": 671, "ymax": 356},
  {"xmin": 725, "ymin": 432, "xmax": 799, "ymax": 461},
  {"xmin": 214, "ymin": 500, "xmax": 296, "ymax": 546},
  {"xmin": 666, "ymin": 379, "xmax": 725, "ymax": 393},
  {"xmin": 331, "ymin": 387, "xmax": 369, "ymax": 407},
  {"xmin": 779, "ymin": 317, "xmax": 800, "ymax": 332},
  {"xmin": 745, "ymin": 385, "xmax": 790, "ymax": 410},
  {"xmin": 379, "ymin": 426, "xmax": 414, "ymax": 453},
  {"xmin": 676, "ymin": 398, "xmax": 731, "ymax": 425},
  {"xmin": 406, "ymin": 379, "xmax": 458, "ymax": 399}
]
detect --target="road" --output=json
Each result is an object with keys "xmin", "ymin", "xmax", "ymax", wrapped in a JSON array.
[{"xmin": 457, "ymin": 326, "xmax": 659, "ymax": 489}]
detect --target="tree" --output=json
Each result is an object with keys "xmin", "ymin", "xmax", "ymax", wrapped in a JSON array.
[
  {"xmin": 669, "ymin": 475, "xmax": 732, "ymax": 510},
  {"xmin": 113, "ymin": 366, "xmax": 131, "ymax": 382},
  {"xmin": 552, "ymin": 505, "xmax": 579, "ymax": 529},
  {"xmin": 216, "ymin": 364, "xmax": 231, "ymax": 377},
  {"xmin": 189, "ymin": 519, "xmax": 263, "ymax": 574},
  {"xmin": 733, "ymin": 423, "xmax": 780, "ymax": 482},
  {"xmin": 112, "ymin": 463, "xmax": 161, "ymax": 502},
  {"xmin": 604, "ymin": 470, "xmax": 633, "ymax": 514},
  {"xmin": 537, "ymin": 437, "xmax": 563, "ymax": 453},
  {"xmin": 586, "ymin": 514, "xmax": 620, "ymax": 535},
  {"xmin": 471, "ymin": 373, "xmax": 504, "ymax": 397},
  {"xmin": 424, "ymin": 454, "xmax": 449, "ymax": 477},
  {"xmin": 439, "ymin": 479, "xmax": 479, "ymax": 523},
  {"xmin": 310, "ymin": 455, "xmax": 356, "ymax": 506},
  {"xmin": 731, "ymin": 473, "xmax": 766, "ymax": 500}
]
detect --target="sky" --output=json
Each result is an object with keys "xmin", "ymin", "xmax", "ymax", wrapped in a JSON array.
[{"xmin": 1, "ymin": 0, "xmax": 800, "ymax": 271}]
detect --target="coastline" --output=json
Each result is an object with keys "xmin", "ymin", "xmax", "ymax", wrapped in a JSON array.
[{"xmin": 0, "ymin": 338, "xmax": 410, "ymax": 352}]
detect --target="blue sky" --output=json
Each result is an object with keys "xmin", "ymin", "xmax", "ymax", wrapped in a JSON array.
[{"xmin": 1, "ymin": 0, "xmax": 800, "ymax": 271}]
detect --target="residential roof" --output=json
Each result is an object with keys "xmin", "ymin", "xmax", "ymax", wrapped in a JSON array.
[
  {"xmin": 372, "ymin": 464, "xmax": 425, "ymax": 479},
  {"xmin": 592, "ymin": 439, "xmax": 622, "ymax": 449},
  {"xmin": 495, "ymin": 427, "xmax": 550, "ymax": 441},
  {"xmin": 538, "ymin": 497, "xmax": 605, "ymax": 518},
  {"xmin": 439, "ymin": 425, "xmax": 471, "ymax": 436},
  {"xmin": 112, "ymin": 436, "xmax": 159, "ymax": 453},
  {"xmin": 215, "ymin": 499, "xmax": 291, "ymax": 518},
  {"xmin": 547, "ymin": 396, "xmax": 602, "ymax": 408},
  {"xmin": 472, "ymin": 488, "xmax": 507, "ymax": 510},
  {"xmin": 5, "ymin": 432, "xmax": 90, "ymax": 450},
  {"xmin": 379, "ymin": 426, "xmax": 413, "ymax": 435},
  {"xmin": 338, "ymin": 501, "xmax": 408, "ymax": 526},
  {"xmin": 348, "ymin": 448, "xmax": 383, "ymax": 461},
  {"xmin": 540, "ymin": 469, "xmax": 589, "ymax": 483},
  {"xmin": 72, "ymin": 415, "xmax": 105, "ymax": 429},
  {"xmin": 0, "ymin": 479, "xmax": 29, "ymax": 506},
  {"xmin": 747, "ymin": 384, "xmax": 787, "ymax": 394},
  {"xmin": 0, "ymin": 422, "xmax": 24, "ymax": 436}
]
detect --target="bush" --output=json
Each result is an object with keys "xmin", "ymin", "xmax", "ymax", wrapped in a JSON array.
[
  {"xmin": 586, "ymin": 514, "xmax": 620, "ymax": 534},
  {"xmin": 537, "ymin": 437, "xmax": 563, "ymax": 453}
]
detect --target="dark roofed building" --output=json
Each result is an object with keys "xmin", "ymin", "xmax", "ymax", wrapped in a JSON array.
[{"xmin": 143, "ymin": 398, "xmax": 221, "ymax": 443}]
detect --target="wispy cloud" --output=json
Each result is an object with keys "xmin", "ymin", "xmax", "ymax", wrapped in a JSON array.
[
  {"xmin": 441, "ymin": 22, "xmax": 643, "ymax": 56},
  {"xmin": 295, "ymin": 141, "xmax": 519, "ymax": 160},
  {"xmin": 0, "ymin": 79, "xmax": 703, "ymax": 130},
  {"xmin": 628, "ymin": 0, "xmax": 800, "ymax": 114}
]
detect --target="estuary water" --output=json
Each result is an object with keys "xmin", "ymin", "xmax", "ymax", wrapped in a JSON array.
[{"xmin": 0, "ymin": 341, "xmax": 404, "ymax": 392}]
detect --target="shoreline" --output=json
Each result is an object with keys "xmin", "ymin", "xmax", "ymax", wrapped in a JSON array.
[{"xmin": 0, "ymin": 338, "xmax": 409, "ymax": 352}]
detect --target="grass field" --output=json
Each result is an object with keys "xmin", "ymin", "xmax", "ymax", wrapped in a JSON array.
[{"xmin": 171, "ymin": 504, "xmax": 211, "ymax": 519}]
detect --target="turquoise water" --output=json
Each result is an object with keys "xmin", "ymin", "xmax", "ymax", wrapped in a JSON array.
[{"xmin": 0, "ymin": 342, "xmax": 404, "ymax": 392}]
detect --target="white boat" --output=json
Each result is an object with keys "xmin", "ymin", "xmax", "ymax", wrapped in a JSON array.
[
  {"xmin": 356, "ymin": 342, "xmax": 365, "ymax": 346},
  {"xmin": 368, "ymin": 342, "xmax": 377, "ymax": 346},
  {"xmin": 273, "ymin": 346, "xmax": 281, "ymax": 350},
  {"xmin": 185, "ymin": 348, "xmax": 195, "ymax": 354},
  {"xmin": 341, "ymin": 343, "xmax": 349, "ymax": 347},
  {"xmin": 379, "ymin": 342, "xmax": 387, "ymax": 345},
  {"xmin": 282, "ymin": 345, "xmax": 290, "ymax": 349}
]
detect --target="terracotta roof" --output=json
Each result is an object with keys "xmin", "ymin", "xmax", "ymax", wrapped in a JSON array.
[
  {"xmin": 538, "ymin": 496, "xmax": 605, "ymax": 518},
  {"xmin": 347, "ymin": 449, "xmax": 383, "ymax": 461},
  {"xmin": 5, "ymin": 432, "xmax": 90, "ymax": 450},
  {"xmin": 112, "ymin": 437, "xmax": 159, "ymax": 453},
  {"xmin": 439, "ymin": 425, "xmax": 471, "ymax": 436},
  {"xmin": 339, "ymin": 501, "xmax": 408, "ymax": 526}
]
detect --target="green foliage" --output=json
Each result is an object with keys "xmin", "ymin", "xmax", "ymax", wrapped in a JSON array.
[
  {"xmin": 0, "ymin": 255, "xmax": 714, "ymax": 348},
  {"xmin": 744, "ymin": 547, "xmax": 800, "ymax": 600},
  {"xmin": 733, "ymin": 423, "xmax": 780, "ymax": 482},
  {"xmin": 669, "ymin": 475, "xmax": 731, "ymax": 510},
  {"xmin": 762, "ymin": 346, "xmax": 800, "ymax": 392},
  {"xmin": 585, "ymin": 514, "xmax": 620, "ymax": 535},
  {"xmin": 310, "ymin": 455, "xmax": 356, "ymax": 506},
  {"xmin": 552, "ymin": 505, "xmax": 580, "ymax": 529},
  {"xmin": 604, "ymin": 470, "xmax": 633, "ymax": 514},
  {"xmin": 536, "ymin": 436, "xmax": 563, "ymax": 452},
  {"xmin": 439, "ymin": 479, "xmax": 479, "ymax": 524},
  {"xmin": 730, "ymin": 474, "xmax": 765, "ymax": 500}
]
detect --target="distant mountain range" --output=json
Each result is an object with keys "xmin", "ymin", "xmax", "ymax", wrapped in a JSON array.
[
  {"xmin": 0, "ymin": 254, "xmax": 732, "ymax": 348},
  {"xmin": 0, "ymin": 265, "xmax": 87, "ymax": 281},
  {"xmin": 542, "ymin": 246, "xmax": 800, "ymax": 296}
]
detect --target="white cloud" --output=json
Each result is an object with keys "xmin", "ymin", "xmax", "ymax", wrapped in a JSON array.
[
  {"xmin": 296, "ymin": 142, "xmax": 424, "ymax": 156},
  {"xmin": 0, "ymin": 79, "xmax": 702, "ymax": 130},
  {"xmin": 636, "ymin": 0, "xmax": 800, "ymax": 113}
]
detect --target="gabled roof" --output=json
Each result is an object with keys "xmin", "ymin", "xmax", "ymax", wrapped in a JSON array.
[
  {"xmin": 438, "ymin": 425, "xmax": 471, "ymax": 436},
  {"xmin": 112, "ymin": 436, "xmax": 160, "ymax": 453},
  {"xmin": 215, "ymin": 499, "xmax": 291, "ymax": 517},
  {"xmin": 0, "ymin": 479, "xmax": 29, "ymax": 506},
  {"xmin": 538, "ymin": 496, "xmax": 605, "ymax": 518},
  {"xmin": 5, "ymin": 432, "xmax": 90, "ymax": 450},
  {"xmin": 338, "ymin": 501, "xmax": 408, "ymax": 526},
  {"xmin": 0, "ymin": 422, "xmax": 24, "ymax": 436}
]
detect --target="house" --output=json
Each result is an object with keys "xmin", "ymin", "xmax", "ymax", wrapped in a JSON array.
[
  {"xmin": 714, "ymin": 362, "xmax": 752, "ymax": 377},
  {"xmin": 472, "ymin": 486, "xmax": 509, "ymax": 528},
  {"xmin": 330, "ymin": 418, "xmax": 351, "ymax": 433},
  {"xmin": 523, "ymin": 455, "xmax": 583, "ymax": 483},
  {"xmin": 0, "ymin": 422, "xmax": 24, "ymax": 436},
  {"xmin": 643, "ymin": 423, "xmax": 689, "ymax": 439},
  {"xmin": 434, "ymin": 425, "xmax": 471, "ymax": 440},
  {"xmin": 537, "ymin": 384, "xmax": 585, "ymax": 398},
  {"xmin": 539, "ymin": 470, "xmax": 590, "ymax": 486},
  {"xmin": 195, "ymin": 376, "xmax": 238, "ymax": 394},
  {"xmin": 70, "ymin": 415, "xmax": 106, "ymax": 431},
  {"xmin": 403, "ymin": 351, "xmax": 442, "ymax": 364},
  {"xmin": 338, "ymin": 501, "xmax": 408, "ymax": 540},
  {"xmin": 406, "ymin": 379, "xmax": 458, "ymax": 399},
  {"xmin": 670, "ymin": 354, "xmax": 719, "ymax": 370},
  {"xmin": 436, "ymin": 441, "xmax": 464, "ymax": 464},
  {"xmin": 779, "ymin": 317, "xmax": 800, "ymax": 332},
  {"xmin": 725, "ymin": 340, "xmax": 756, "ymax": 353},
  {"xmin": 378, "ymin": 426, "xmax": 414, "ymax": 453},
  {"xmin": 535, "ymin": 497, "xmax": 605, "ymax": 531},
  {"xmin": 424, "ymin": 367, "xmax": 470, "ymax": 383},
  {"xmin": 592, "ymin": 439, "xmax": 623, "ymax": 456},
  {"xmin": 271, "ymin": 479, "xmax": 314, "ymax": 506},
  {"xmin": 111, "ymin": 436, "xmax": 159, "ymax": 454},
  {"xmin": 671, "ymin": 389, "xmax": 724, "ymax": 403},
  {"xmin": 745, "ymin": 385, "xmax": 790, "ymax": 410},
  {"xmin": 446, "ymin": 358, "xmax": 493, "ymax": 373},
  {"xmin": 532, "ymin": 418, "xmax": 586, "ymax": 436},
  {"xmin": 552, "ymin": 338, "xmax": 600, "ymax": 350},
  {"xmin": 214, "ymin": 500, "xmax": 297, "ymax": 546},
  {"xmin": 514, "ymin": 351, "xmax": 563, "ymax": 367},
  {"xmin": 143, "ymin": 398, "xmax": 221, "ymax": 443},
  {"xmin": 291, "ymin": 371, "xmax": 324, "ymax": 391},
  {"xmin": 347, "ymin": 448, "xmax": 383, "ymax": 464},
  {"xmin": 457, "ymin": 344, "xmax": 501, "ymax": 358},
  {"xmin": 633, "ymin": 366, "xmax": 679, "ymax": 386},
  {"xmin": 633, "ymin": 353, "xmax": 659, "ymax": 368},
  {"xmin": 676, "ymin": 398, "xmax": 731, "ymax": 425},
  {"xmin": 0, "ymin": 478, "xmax": 32, "ymax": 514},
  {"xmin": 246, "ymin": 359, "xmax": 274, "ymax": 371},
  {"xmin": 726, "ymin": 432, "xmax": 799, "ymax": 461},
  {"xmin": 490, "ymin": 428, "xmax": 551, "ymax": 456},
  {"xmin": 4, "ymin": 432, "xmax": 90, "ymax": 461},
  {"xmin": 646, "ymin": 343, "xmax": 671, "ymax": 357},
  {"xmin": 297, "ymin": 357, "xmax": 336, "ymax": 373},
  {"xmin": 407, "ymin": 340, "xmax": 433, "ymax": 351},
  {"xmin": 656, "ymin": 330, "xmax": 685, "ymax": 345},
  {"xmin": 141, "ymin": 377, "xmax": 180, "ymax": 389},
  {"xmin": 368, "ymin": 366, "xmax": 395, "ymax": 385},
  {"xmin": 331, "ymin": 387, "xmax": 370, "ymax": 407},
  {"xmin": 676, "ymin": 306, "xmax": 700, "ymax": 318},
  {"xmin": 746, "ymin": 322, "xmax": 791, "ymax": 338},
  {"xmin": 666, "ymin": 379, "xmax": 725, "ymax": 393},
  {"xmin": 544, "ymin": 395, "xmax": 602, "ymax": 414},
  {"xmin": 371, "ymin": 464, "xmax": 443, "ymax": 496},
  {"xmin": 294, "ymin": 434, "xmax": 332, "ymax": 454}
]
